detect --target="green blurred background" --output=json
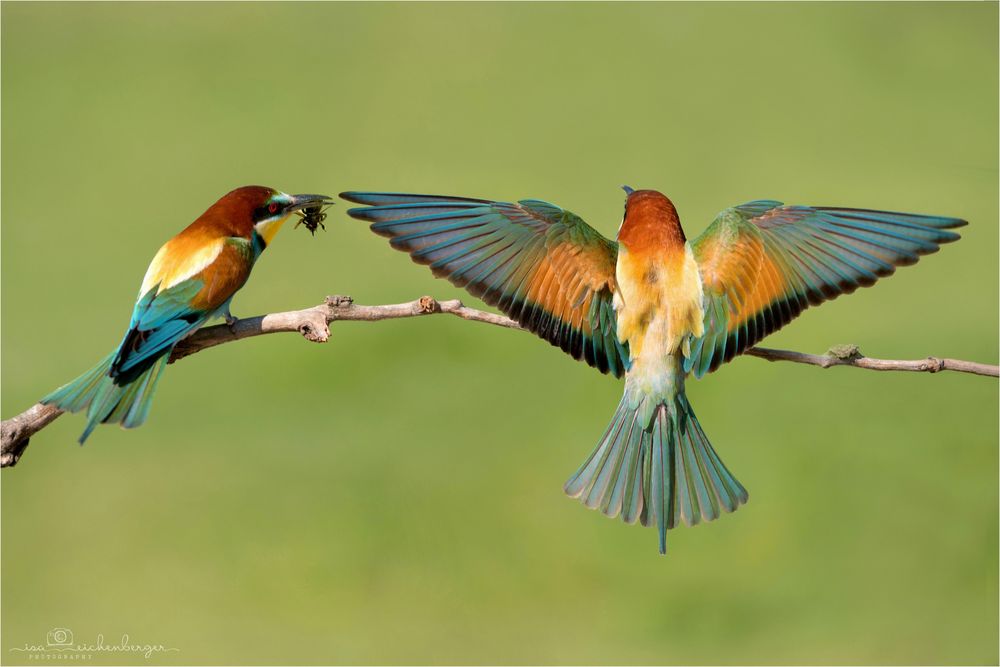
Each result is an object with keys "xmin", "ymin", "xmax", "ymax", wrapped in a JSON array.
[{"xmin": 2, "ymin": 2, "xmax": 997, "ymax": 665}]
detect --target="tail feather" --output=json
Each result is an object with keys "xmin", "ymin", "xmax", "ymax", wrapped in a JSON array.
[
  {"xmin": 123, "ymin": 358, "xmax": 167, "ymax": 428},
  {"xmin": 42, "ymin": 353, "xmax": 168, "ymax": 443},
  {"xmin": 105, "ymin": 354, "xmax": 166, "ymax": 428},
  {"xmin": 44, "ymin": 352, "xmax": 116, "ymax": 413},
  {"xmin": 649, "ymin": 410, "xmax": 671, "ymax": 551},
  {"xmin": 565, "ymin": 386, "xmax": 748, "ymax": 554}
]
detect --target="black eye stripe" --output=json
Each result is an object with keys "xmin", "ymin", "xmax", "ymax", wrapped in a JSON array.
[
  {"xmin": 253, "ymin": 199, "xmax": 288, "ymax": 223},
  {"xmin": 253, "ymin": 205, "xmax": 271, "ymax": 223}
]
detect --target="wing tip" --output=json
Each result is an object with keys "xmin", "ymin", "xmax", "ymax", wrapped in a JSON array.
[
  {"xmin": 344, "ymin": 206, "xmax": 374, "ymax": 221},
  {"xmin": 339, "ymin": 191, "xmax": 494, "ymax": 206}
]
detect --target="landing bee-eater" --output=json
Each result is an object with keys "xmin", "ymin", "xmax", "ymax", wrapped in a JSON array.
[
  {"xmin": 43, "ymin": 186, "xmax": 334, "ymax": 443},
  {"xmin": 342, "ymin": 188, "xmax": 965, "ymax": 553}
]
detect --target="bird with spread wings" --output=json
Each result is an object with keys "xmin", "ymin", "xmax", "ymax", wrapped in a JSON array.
[{"xmin": 343, "ymin": 188, "xmax": 964, "ymax": 553}]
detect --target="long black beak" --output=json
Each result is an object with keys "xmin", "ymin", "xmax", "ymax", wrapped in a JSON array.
[{"xmin": 284, "ymin": 194, "xmax": 336, "ymax": 214}]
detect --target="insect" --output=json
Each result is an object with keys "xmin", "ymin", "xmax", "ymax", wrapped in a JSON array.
[{"xmin": 295, "ymin": 204, "xmax": 330, "ymax": 235}]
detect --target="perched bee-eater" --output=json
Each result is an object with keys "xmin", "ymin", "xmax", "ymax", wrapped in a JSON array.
[
  {"xmin": 43, "ymin": 186, "xmax": 334, "ymax": 443},
  {"xmin": 342, "ymin": 188, "xmax": 965, "ymax": 553}
]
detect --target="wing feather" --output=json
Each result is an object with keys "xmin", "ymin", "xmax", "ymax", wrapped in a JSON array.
[
  {"xmin": 688, "ymin": 201, "xmax": 965, "ymax": 376},
  {"xmin": 343, "ymin": 192, "xmax": 628, "ymax": 376}
]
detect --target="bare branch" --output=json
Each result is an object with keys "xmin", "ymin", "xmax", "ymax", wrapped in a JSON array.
[
  {"xmin": 744, "ymin": 344, "xmax": 1000, "ymax": 377},
  {"xmin": 168, "ymin": 295, "xmax": 523, "ymax": 362},
  {"xmin": 0, "ymin": 403, "xmax": 64, "ymax": 468},
  {"xmin": 3, "ymin": 295, "xmax": 995, "ymax": 468}
]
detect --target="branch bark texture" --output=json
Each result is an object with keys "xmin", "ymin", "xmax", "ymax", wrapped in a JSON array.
[{"xmin": 3, "ymin": 295, "xmax": 995, "ymax": 468}]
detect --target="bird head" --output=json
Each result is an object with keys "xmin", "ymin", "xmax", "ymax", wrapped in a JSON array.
[
  {"xmin": 618, "ymin": 187, "xmax": 685, "ymax": 250},
  {"xmin": 205, "ymin": 186, "xmax": 335, "ymax": 248}
]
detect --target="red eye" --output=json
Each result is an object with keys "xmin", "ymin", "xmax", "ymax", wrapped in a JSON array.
[{"xmin": 268, "ymin": 202, "xmax": 279, "ymax": 214}]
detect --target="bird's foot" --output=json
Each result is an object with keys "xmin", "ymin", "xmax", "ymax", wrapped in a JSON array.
[{"xmin": 224, "ymin": 311, "xmax": 239, "ymax": 332}]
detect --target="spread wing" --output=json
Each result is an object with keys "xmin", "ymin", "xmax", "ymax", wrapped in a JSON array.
[
  {"xmin": 342, "ymin": 192, "xmax": 628, "ymax": 377},
  {"xmin": 687, "ymin": 201, "xmax": 966, "ymax": 377}
]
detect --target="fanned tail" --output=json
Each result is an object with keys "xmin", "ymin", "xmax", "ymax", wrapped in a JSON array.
[
  {"xmin": 41, "ymin": 352, "xmax": 169, "ymax": 444},
  {"xmin": 564, "ymin": 383, "xmax": 748, "ymax": 553}
]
